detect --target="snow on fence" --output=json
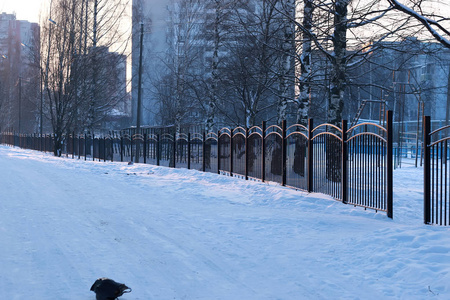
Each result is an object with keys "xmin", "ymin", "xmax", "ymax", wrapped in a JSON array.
[{"xmin": 0, "ymin": 112, "xmax": 394, "ymax": 218}]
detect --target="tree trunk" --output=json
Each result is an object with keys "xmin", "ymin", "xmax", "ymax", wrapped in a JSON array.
[
  {"xmin": 297, "ymin": 0, "xmax": 314, "ymax": 127},
  {"xmin": 328, "ymin": 0, "xmax": 348, "ymax": 126},
  {"xmin": 206, "ymin": 0, "xmax": 221, "ymax": 133},
  {"xmin": 326, "ymin": 0, "xmax": 348, "ymax": 182},
  {"xmin": 277, "ymin": 0, "xmax": 295, "ymax": 126}
]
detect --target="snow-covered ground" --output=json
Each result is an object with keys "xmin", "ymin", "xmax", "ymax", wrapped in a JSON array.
[{"xmin": 0, "ymin": 145, "xmax": 449, "ymax": 300}]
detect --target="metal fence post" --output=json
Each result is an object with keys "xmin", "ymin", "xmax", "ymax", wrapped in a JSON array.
[
  {"xmin": 230, "ymin": 128, "xmax": 233, "ymax": 177},
  {"xmin": 387, "ymin": 110, "xmax": 393, "ymax": 219},
  {"xmin": 202, "ymin": 132, "xmax": 206, "ymax": 172},
  {"xmin": 93, "ymin": 134, "xmax": 96, "ymax": 161},
  {"xmin": 103, "ymin": 137, "xmax": 106, "ymax": 162},
  {"xmin": 188, "ymin": 133, "xmax": 191, "ymax": 170},
  {"xmin": 110, "ymin": 134, "xmax": 114, "ymax": 162},
  {"xmin": 341, "ymin": 119, "xmax": 348, "ymax": 204},
  {"xmin": 262, "ymin": 121, "xmax": 266, "ymax": 182},
  {"xmin": 245, "ymin": 127, "xmax": 249, "ymax": 180},
  {"xmin": 120, "ymin": 136, "xmax": 124, "ymax": 162},
  {"xmin": 308, "ymin": 118, "xmax": 314, "ymax": 193},
  {"xmin": 423, "ymin": 115, "xmax": 431, "ymax": 224},
  {"xmin": 217, "ymin": 130, "xmax": 221, "ymax": 174},
  {"xmin": 282, "ymin": 120, "xmax": 287, "ymax": 186},
  {"xmin": 172, "ymin": 132, "xmax": 176, "ymax": 168},
  {"xmin": 84, "ymin": 133, "xmax": 87, "ymax": 161},
  {"xmin": 143, "ymin": 133, "xmax": 147, "ymax": 164},
  {"xmin": 72, "ymin": 132, "xmax": 75, "ymax": 159},
  {"xmin": 156, "ymin": 133, "xmax": 160, "ymax": 166}
]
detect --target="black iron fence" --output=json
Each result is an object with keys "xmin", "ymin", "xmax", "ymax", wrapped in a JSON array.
[
  {"xmin": 423, "ymin": 116, "xmax": 450, "ymax": 225},
  {"xmin": 1, "ymin": 112, "xmax": 393, "ymax": 218}
]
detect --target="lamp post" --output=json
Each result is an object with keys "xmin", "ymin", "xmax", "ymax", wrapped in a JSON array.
[
  {"xmin": 18, "ymin": 77, "xmax": 22, "ymax": 133},
  {"xmin": 135, "ymin": 22, "xmax": 144, "ymax": 163}
]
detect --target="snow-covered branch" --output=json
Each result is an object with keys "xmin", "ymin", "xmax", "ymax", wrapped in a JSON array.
[
  {"xmin": 387, "ymin": 0, "xmax": 450, "ymax": 48},
  {"xmin": 347, "ymin": 8, "xmax": 392, "ymax": 29}
]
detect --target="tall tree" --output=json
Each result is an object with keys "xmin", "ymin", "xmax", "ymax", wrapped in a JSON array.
[
  {"xmin": 276, "ymin": 0, "xmax": 296, "ymax": 126},
  {"xmin": 297, "ymin": 0, "xmax": 314, "ymax": 126},
  {"xmin": 42, "ymin": 0, "xmax": 130, "ymax": 155}
]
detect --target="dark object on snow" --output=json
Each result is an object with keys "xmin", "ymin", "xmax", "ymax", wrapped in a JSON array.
[{"xmin": 90, "ymin": 277, "xmax": 132, "ymax": 300}]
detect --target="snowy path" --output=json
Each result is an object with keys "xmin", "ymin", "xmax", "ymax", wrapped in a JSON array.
[{"xmin": 1, "ymin": 145, "xmax": 450, "ymax": 299}]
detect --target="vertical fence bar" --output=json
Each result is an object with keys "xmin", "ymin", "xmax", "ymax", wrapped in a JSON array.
[
  {"xmin": 387, "ymin": 110, "xmax": 393, "ymax": 219},
  {"xmin": 110, "ymin": 135, "xmax": 114, "ymax": 162},
  {"xmin": 308, "ymin": 118, "xmax": 314, "ymax": 193},
  {"xmin": 282, "ymin": 120, "xmax": 287, "ymax": 186},
  {"xmin": 245, "ymin": 127, "xmax": 249, "ymax": 180},
  {"xmin": 156, "ymin": 133, "xmax": 160, "ymax": 166},
  {"xmin": 261, "ymin": 121, "xmax": 266, "ymax": 183},
  {"xmin": 143, "ymin": 133, "xmax": 147, "ymax": 164},
  {"xmin": 188, "ymin": 133, "xmax": 191, "ymax": 170},
  {"xmin": 440, "ymin": 142, "xmax": 444, "ymax": 225},
  {"xmin": 120, "ymin": 136, "xmax": 124, "ymax": 162},
  {"xmin": 423, "ymin": 115, "xmax": 431, "ymax": 224},
  {"xmin": 92, "ymin": 134, "xmax": 95, "ymax": 161},
  {"xmin": 172, "ymin": 132, "xmax": 176, "ymax": 168},
  {"xmin": 217, "ymin": 130, "xmax": 221, "ymax": 174},
  {"xmin": 84, "ymin": 133, "xmax": 87, "ymax": 161},
  {"xmin": 72, "ymin": 132, "xmax": 75, "ymax": 159},
  {"xmin": 230, "ymin": 129, "xmax": 233, "ymax": 177},
  {"xmin": 202, "ymin": 132, "xmax": 206, "ymax": 172},
  {"xmin": 446, "ymin": 141, "xmax": 448, "ymax": 225},
  {"xmin": 342, "ymin": 120, "xmax": 348, "ymax": 204},
  {"xmin": 102, "ymin": 137, "xmax": 105, "ymax": 162},
  {"xmin": 432, "ymin": 143, "xmax": 436, "ymax": 224},
  {"xmin": 77, "ymin": 134, "xmax": 79, "ymax": 159}
]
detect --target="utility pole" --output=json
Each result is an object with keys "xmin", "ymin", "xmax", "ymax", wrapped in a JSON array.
[
  {"xmin": 18, "ymin": 77, "xmax": 22, "ymax": 133},
  {"xmin": 135, "ymin": 22, "xmax": 144, "ymax": 163}
]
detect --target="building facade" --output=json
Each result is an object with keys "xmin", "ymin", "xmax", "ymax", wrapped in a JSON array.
[
  {"xmin": 0, "ymin": 12, "xmax": 40, "ymax": 133},
  {"xmin": 131, "ymin": 0, "xmax": 267, "ymax": 128}
]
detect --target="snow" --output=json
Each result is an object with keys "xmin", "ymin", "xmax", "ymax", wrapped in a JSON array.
[{"xmin": 1, "ymin": 145, "xmax": 450, "ymax": 299}]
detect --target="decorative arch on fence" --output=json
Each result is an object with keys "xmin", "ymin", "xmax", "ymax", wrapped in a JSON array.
[{"xmin": 1, "ymin": 111, "xmax": 394, "ymax": 218}]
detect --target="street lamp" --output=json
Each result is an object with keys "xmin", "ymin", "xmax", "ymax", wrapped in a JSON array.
[{"xmin": 135, "ymin": 22, "xmax": 144, "ymax": 163}]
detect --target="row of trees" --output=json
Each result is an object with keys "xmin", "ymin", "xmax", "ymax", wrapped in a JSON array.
[
  {"xmin": 142, "ymin": 0, "xmax": 450, "ymax": 131},
  {"xmin": 40, "ymin": 0, "xmax": 130, "ymax": 155},
  {"xmin": 9, "ymin": 0, "xmax": 449, "ymax": 156}
]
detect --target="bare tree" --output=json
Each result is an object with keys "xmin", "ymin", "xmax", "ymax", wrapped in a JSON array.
[
  {"xmin": 41, "ymin": 0, "xmax": 130, "ymax": 155},
  {"xmin": 387, "ymin": 0, "xmax": 450, "ymax": 49}
]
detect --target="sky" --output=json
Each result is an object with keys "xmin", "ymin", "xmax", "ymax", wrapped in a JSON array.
[
  {"xmin": 0, "ymin": 0, "xmax": 47, "ymax": 23},
  {"xmin": 2, "ymin": 0, "xmax": 450, "ymax": 25}
]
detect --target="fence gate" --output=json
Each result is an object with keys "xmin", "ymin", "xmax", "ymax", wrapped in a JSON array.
[{"xmin": 423, "ymin": 116, "xmax": 450, "ymax": 225}]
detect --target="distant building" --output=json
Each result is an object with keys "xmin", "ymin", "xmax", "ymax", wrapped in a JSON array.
[
  {"xmin": 70, "ymin": 45, "xmax": 130, "ymax": 131},
  {"xmin": 348, "ymin": 38, "xmax": 450, "ymax": 123},
  {"xmin": 0, "ymin": 12, "xmax": 40, "ymax": 133},
  {"xmin": 131, "ymin": 0, "xmax": 170, "ymax": 127},
  {"xmin": 131, "ymin": 0, "xmax": 260, "ymax": 128},
  {"xmin": 93, "ymin": 46, "xmax": 131, "ymax": 130}
]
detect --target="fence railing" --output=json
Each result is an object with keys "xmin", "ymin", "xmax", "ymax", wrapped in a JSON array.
[
  {"xmin": 423, "ymin": 116, "xmax": 450, "ymax": 225},
  {"xmin": 1, "ymin": 112, "xmax": 394, "ymax": 218}
]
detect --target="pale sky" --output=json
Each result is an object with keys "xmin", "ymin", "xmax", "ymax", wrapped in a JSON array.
[
  {"xmin": 1, "ymin": 0, "xmax": 449, "ymax": 32},
  {"xmin": 0, "ymin": 0, "xmax": 47, "ymax": 23}
]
